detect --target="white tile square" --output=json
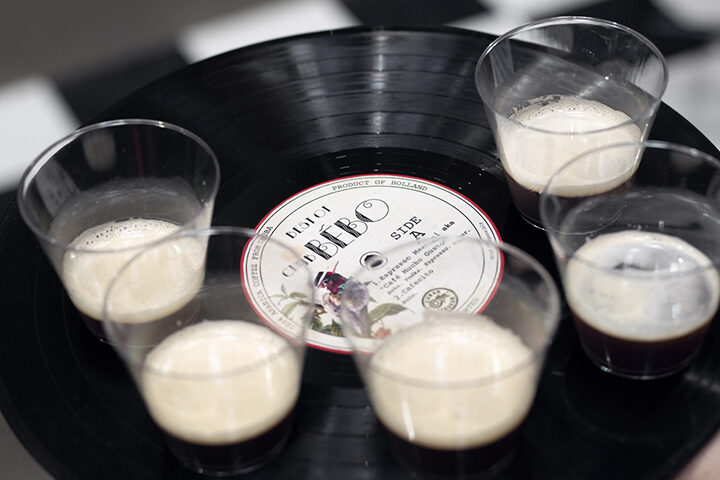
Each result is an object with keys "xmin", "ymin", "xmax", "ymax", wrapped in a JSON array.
[
  {"xmin": 477, "ymin": 0, "xmax": 600, "ymax": 19},
  {"xmin": 0, "ymin": 77, "xmax": 78, "ymax": 191},
  {"xmin": 663, "ymin": 41, "xmax": 720, "ymax": 149},
  {"xmin": 178, "ymin": 0, "xmax": 359, "ymax": 63},
  {"xmin": 449, "ymin": 12, "xmax": 531, "ymax": 36}
]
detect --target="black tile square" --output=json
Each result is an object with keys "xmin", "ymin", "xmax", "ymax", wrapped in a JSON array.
[
  {"xmin": 539, "ymin": 0, "xmax": 713, "ymax": 57},
  {"xmin": 341, "ymin": 0, "xmax": 488, "ymax": 25},
  {"xmin": 0, "ymin": 190, "xmax": 15, "ymax": 220},
  {"xmin": 55, "ymin": 45, "xmax": 188, "ymax": 124}
]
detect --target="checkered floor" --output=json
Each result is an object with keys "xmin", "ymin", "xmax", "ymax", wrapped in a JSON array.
[
  {"xmin": 2, "ymin": 0, "xmax": 719, "ymax": 205},
  {"xmin": 0, "ymin": 0, "xmax": 719, "ymax": 478}
]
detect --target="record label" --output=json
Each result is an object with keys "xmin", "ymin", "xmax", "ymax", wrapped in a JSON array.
[{"xmin": 243, "ymin": 174, "xmax": 501, "ymax": 353}]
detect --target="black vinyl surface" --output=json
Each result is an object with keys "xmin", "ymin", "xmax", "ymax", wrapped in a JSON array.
[{"xmin": 1, "ymin": 26, "xmax": 720, "ymax": 480}]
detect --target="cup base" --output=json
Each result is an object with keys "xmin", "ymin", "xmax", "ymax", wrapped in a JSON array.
[
  {"xmin": 383, "ymin": 424, "xmax": 518, "ymax": 480},
  {"xmin": 177, "ymin": 440, "xmax": 287, "ymax": 477},
  {"xmin": 590, "ymin": 356, "xmax": 694, "ymax": 381},
  {"xmin": 581, "ymin": 343, "xmax": 696, "ymax": 381},
  {"xmin": 572, "ymin": 313, "xmax": 707, "ymax": 381},
  {"xmin": 397, "ymin": 454, "xmax": 515, "ymax": 480},
  {"xmin": 164, "ymin": 411, "xmax": 294, "ymax": 477}
]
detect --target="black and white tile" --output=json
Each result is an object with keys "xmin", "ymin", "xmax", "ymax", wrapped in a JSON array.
[{"xmin": 1, "ymin": 0, "xmax": 718, "ymax": 207}]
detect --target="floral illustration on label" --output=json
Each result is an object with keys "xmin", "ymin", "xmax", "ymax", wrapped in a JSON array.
[
  {"xmin": 243, "ymin": 174, "xmax": 501, "ymax": 354},
  {"xmin": 266, "ymin": 268, "xmax": 408, "ymax": 340},
  {"xmin": 312, "ymin": 265, "xmax": 408, "ymax": 339}
]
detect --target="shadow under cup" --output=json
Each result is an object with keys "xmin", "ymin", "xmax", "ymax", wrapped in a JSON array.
[
  {"xmin": 16, "ymin": 119, "xmax": 220, "ymax": 341},
  {"xmin": 541, "ymin": 141, "xmax": 720, "ymax": 379},
  {"xmin": 102, "ymin": 227, "xmax": 314, "ymax": 476},
  {"xmin": 475, "ymin": 16, "xmax": 668, "ymax": 228},
  {"xmin": 339, "ymin": 236, "xmax": 561, "ymax": 479}
]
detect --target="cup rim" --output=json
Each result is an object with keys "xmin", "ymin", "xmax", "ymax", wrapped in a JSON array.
[
  {"xmin": 344, "ymin": 237, "xmax": 562, "ymax": 388},
  {"xmin": 475, "ymin": 15, "xmax": 669, "ymax": 135},
  {"xmin": 540, "ymin": 140, "xmax": 720, "ymax": 277},
  {"xmin": 102, "ymin": 226, "xmax": 313, "ymax": 379},
  {"xmin": 16, "ymin": 118, "xmax": 221, "ymax": 254}
]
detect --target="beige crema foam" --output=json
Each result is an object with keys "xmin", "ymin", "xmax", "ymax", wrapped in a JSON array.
[
  {"xmin": 566, "ymin": 231, "xmax": 720, "ymax": 341},
  {"xmin": 497, "ymin": 95, "xmax": 641, "ymax": 194},
  {"xmin": 62, "ymin": 218, "xmax": 204, "ymax": 323},
  {"xmin": 367, "ymin": 314, "xmax": 536, "ymax": 450},
  {"xmin": 142, "ymin": 320, "xmax": 300, "ymax": 445}
]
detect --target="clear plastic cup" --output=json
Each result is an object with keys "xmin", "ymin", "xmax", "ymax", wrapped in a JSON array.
[
  {"xmin": 339, "ymin": 235, "xmax": 560, "ymax": 478},
  {"xmin": 103, "ymin": 227, "xmax": 314, "ymax": 475},
  {"xmin": 17, "ymin": 119, "xmax": 220, "ymax": 340},
  {"xmin": 476, "ymin": 16, "xmax": 667, "ymax": 227},
  {"xmin": 541, "ymin": 141, "xmax": 720, "ymax": 379}
]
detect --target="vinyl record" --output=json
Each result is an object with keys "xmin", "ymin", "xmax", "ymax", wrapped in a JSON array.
[{"xmin": 1, "ymin": 26, "xmax": 720, "ymax": 480}]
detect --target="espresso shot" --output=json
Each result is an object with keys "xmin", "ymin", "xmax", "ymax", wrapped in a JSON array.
[
  {"xmin": 565, "ymin": 230, "xmax": 720, "ymax": 379},
  {"xmin": 542, "ymin": 141, "xmax": 720, "ymax": 379},
  {"xmin": 141, "ymin": 321, "xmax": 301, "ymax": 475},
  {"xmin": 60, "ymin": 215, "xmax": 203, "ymax": 342},
  {"xmin": 103, "ymin": 228, "xmax": 315, "ymax": 475},
  {"xmin": 497, "ymin": 95, "xmax": 641, "ymax": 226},
  {"xmin": 16, "ymin": 120, "xmax": 220, "ymax": 341},
  {"xmin": 368, "ymin": 317, "xmax": 534, "ymax": 478},
  {"xmin": 339, "ymin": 236, "xmax": 561, "ymax": 479},
  {"xmin": 476, "ymin": 17, "xmax": 667, "ymax": 228}
]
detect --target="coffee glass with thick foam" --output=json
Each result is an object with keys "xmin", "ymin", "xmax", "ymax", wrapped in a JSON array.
[
  {"xmin": 16, "ymin": 119, "xmax": 220, "ymax": 341},
  {"xmin": 475, "ymin": 16, "xmax": 668, "ymax": 227},
  {"xmin": 338, "ymin": 236, "xmax": 561, "ymax": 479},
  {"xmin": 102, "ymin": 227, "xmax": 314, "ymax": 476},
  {"xmin": 541, "ymin": 141, "xmax": 720, "ymax": 379}
]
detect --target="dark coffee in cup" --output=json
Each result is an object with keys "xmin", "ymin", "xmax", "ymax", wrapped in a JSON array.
[
  {"xmin": 141, "ymin": 321, "xmax": 302, "ymax": 474},
  {"xmin": 366, "ymin": 315, "xmax": 537, "ymax": 478},
  {"xmin": 382, "ymin": 423, "xmax": 520, "ymax": 478},
  {"xmin": 163, "ymin": 410, "xmax": 295, "ymax": 475},
  {"xmin": 496, "ymin": 95, "xmax": 640, "ymax": 226},
  {"xmin": 60, "ymin": 217, "xmax": 205, "ymax": 341},
  {"xmin": 565, "ymin": 230, "xmax": 720, "ymax": 378},
  {"xmin": 572, "ymin": 312, "xmax": 711, "ymax": 378}
]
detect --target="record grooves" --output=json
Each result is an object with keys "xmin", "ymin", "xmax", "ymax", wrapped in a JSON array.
[{"xmin": 0, "ymin": 26, "xmax": 719, "ymax": 480}]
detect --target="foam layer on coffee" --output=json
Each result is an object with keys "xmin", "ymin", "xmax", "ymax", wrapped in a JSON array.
[
  {"xmin": 62, "ymin": 218, "xmax": 203, "ymax": 323},
  {"xmin": 497, "ymin": 95, "xmax": 641, "ymax": 194},
  {"xmin": 566, "ymin": 231, "xmax": 720, "ymax": 341},
  {"xmin": 142, "ymin": 320, "xmax": 300, "ymax": 446},
  {"xmin": 367, "ymin": 314, "xmax": 536, "ymax": 450}
]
